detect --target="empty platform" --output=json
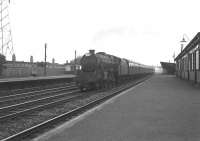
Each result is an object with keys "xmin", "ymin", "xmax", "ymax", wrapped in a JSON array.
[{"xmin": 34, "ymin": 74, "xmax": 200, "ymax": 141}]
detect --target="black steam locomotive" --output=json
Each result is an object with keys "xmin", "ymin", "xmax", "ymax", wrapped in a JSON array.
[{"xmin": 76, "ymin": 50, "xmax": 154, "ymax": 91}]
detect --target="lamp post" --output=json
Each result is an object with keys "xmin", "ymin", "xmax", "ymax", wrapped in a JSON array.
[
  {"xmin": 180, "ymin": 37, "xmax": 186, "ymax": 52},
  {"xmin": 180, "ymin": 34, "xmax": 190, "ymax": 52}
]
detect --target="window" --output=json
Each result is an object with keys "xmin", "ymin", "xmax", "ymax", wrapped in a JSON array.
[
  {"xmin": 189, "ymin": 54, "xmax": 192, "ymax": 71},
  {"xmin": 191, "ymin": 53, "xmax": 194, "ymax": 71},
  {"xmin": 196, "ymin": 50, "xmax": 199, "ymax": 70},
  {"xmin": 184, "ymin": 57, "xmax": 187, "ymax": 71},
  {"xmin": 193, "ymin": 52, "xmax": 195, "ymax": 70},
  {"xmin": 181, "ymin": 58, "xmax": 184, "ymax": 70},
  {"xmin": 184, "ymin": 58, "xmax": 186, "ymax": 71}
]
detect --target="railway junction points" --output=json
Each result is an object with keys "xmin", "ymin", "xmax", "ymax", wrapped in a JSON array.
[{"xmin": 32, "ymin": 74, "xmax": 200, "ymax": 141}]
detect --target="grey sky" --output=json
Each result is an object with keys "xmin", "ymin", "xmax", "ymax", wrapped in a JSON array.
[{"xmin": 8, "ymin": 0, "xmax": 199, "ymax": 65}]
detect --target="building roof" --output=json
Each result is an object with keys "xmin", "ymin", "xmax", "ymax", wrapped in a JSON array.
[
  {"xmin": 160, "ymin": 62, "xmax": 176, "ymax": 74},
  {"xmin": 160, "ymin": 62, "xmax": 175, "ymax": 68},
  {"xmin": 175, "ymin": 32, "xmax": 200, "ymax": 61}
]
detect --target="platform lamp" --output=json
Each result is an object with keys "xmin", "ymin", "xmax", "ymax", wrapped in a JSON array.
[
  {"xmin": 180, "ymin": 34, "xmax": 190, "ymax": 52},
  {"xmin": 180, "ymin": 37, "xmax": 186, "ymax": 52}
]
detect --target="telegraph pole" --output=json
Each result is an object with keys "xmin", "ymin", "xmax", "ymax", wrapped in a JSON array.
[
  {"xmin": 74, "ymin": 50, "xmax": 76, "ymax": 74},
  {"xmin": 1, "ymin": 0, "xmax": 3, "ymax": 54},
  {"xmin": 44, "ymin": 43, "xmax": 47, "ymax": 76}
]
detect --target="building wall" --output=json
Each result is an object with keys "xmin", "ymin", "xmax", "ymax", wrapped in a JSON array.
[
  {"xmin": 1, "ymin": 61, "xmax": 66, "ymax": 78},
  {"xmin": 176, "ymin": 69, "xmax": 200, "ymax": 83},
  {"xmin": 175, "ymin": 34, "xmax": 200, "ymax": 84},
  {"xmin": 184, "ymin": 71, "xmax": 189, "ymax": 80}
]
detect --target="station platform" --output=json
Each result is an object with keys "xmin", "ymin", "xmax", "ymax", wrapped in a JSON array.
[
  {"xmin": 0, "ymin": 74, "xmax": 75, "ymax": 83},
  {"xmin": 34, "ymin": 74, "xmax": 200, "ymax": 141},
  {"xmin": 0, "ymin": 74, "xmax": 76, "ymax": 91}
]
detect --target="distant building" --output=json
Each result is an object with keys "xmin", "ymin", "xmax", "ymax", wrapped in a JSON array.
[
  {"xmin": 2, "ymin": 60, "xmax": 66, "ymax": 78},
  {"xmin": 52, "ymin": 58, "xmax": 55, "ymax": 64},
  {"xmin": 64, "ymin": 63, "xmax": 81, "ymax": 74},
  {"xmin": 30, "ymin": 56, "xmax": 33, "ymax": 63},
  {"xmin": 12, "ymin": 54, "xmax": 16, "ymax": 62},
  {"xmin": 160, "ymin": 62, "xmax": 176, "ymax": 74}
]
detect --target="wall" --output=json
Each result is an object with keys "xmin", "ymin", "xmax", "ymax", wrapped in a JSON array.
[{"xmin": 1, "ymin": 61, "xmax": 66, "ymax": 78}]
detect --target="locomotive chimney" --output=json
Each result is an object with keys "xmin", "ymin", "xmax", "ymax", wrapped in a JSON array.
[{"xmin": 89, "ymin": 49, "xmax": 95, "ymax": 54}]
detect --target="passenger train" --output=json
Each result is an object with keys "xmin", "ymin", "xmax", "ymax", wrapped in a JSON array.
[{"xmin": 76, "ymin": 50, "xmax": 154, "ymax": 91}]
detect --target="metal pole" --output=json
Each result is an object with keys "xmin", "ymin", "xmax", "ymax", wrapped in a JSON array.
[
  {"xmin": 44, "ymin": 43, "xmax": 47, "ymax": 76},
  {"xmin": 1, "ymin": 0, "xmax": 3, "ymax": 54},
  {"xmin": 74, "ymin": 50, "xmax": 76, "ymax": 74},
  {"xmin": 181, "ymin": 44, "xmax": 184, "ymax": 52}
]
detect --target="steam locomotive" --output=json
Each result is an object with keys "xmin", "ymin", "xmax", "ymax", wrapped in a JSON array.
[{"xmin": 76, "ymin": 50, "xmax": 154, "ymax": 91}]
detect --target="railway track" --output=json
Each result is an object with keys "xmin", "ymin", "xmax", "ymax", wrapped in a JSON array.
[
  {"xmin": 0, "ymin": 82, "xmax": 76, "ymax": 97},
  {"xmin": 0, "ymin": 83, "xmax": 80, "ymax": 121},
  {"xmin": 0, "ymin": 83, "xmax": 77, "ymax": 107},
  {"xmin": 0, "ymin": 75, "xmax": 151, "ymax": 141}
]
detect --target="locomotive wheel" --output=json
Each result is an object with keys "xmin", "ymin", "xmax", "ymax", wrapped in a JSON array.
[
  {"xmin": 107, "ymin": 81, "xmax": 110, "ymax": 89},
  {"xmin": 111, "ymin": 81, "xmax": 115, "ymax": 88},
  {"xmin": 90, "ymin": 83, "xmax": 96, "ymax": 90},
  {"xmin": 109, "ymin": 81, "xmax": 114, "ymax": 88},
  {"xmin": 95, "ymin": 82, "xmax": 100, "ymax": 90},
  {"xmin": 80, "ymin": 87, "xmax": 84, "ymax": 92},
  {"xmin": 107, "ymin": 81, "xmax": 112, "ymax": 89},
  {"xmin": 104, "ymin": 81, "xmax": 108, "ymax": 89},
  {"xmin": 97, "ymin": 81, "xmax": 103, "ymax": 89}
]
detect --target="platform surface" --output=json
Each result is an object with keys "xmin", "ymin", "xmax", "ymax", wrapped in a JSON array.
[
  {"xmin": 34, "ymin": 74, "xmax": 200, "ymax": 141},
  {"xmin": 0, "ymin": 74, "xmax": 75, "ymax": 83}
]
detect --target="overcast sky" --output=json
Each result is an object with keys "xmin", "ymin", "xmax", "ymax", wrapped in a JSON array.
[{"xmin": 7, "ymin": 0, "xmax": 200, "ymax": 66}]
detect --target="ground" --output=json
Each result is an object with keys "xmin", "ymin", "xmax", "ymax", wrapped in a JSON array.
[{"xmin": 34, "ymin": 74, "xmax": 200, "ymax": 141}]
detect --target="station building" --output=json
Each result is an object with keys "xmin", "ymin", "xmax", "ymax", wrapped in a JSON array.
[
  {"xmin": 175, "ymin": 32, "xmax": 200, "ymax": 83},
  {"xmin": 160, "ymin": 62, "xmax": 175, "ymax": 74}
]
